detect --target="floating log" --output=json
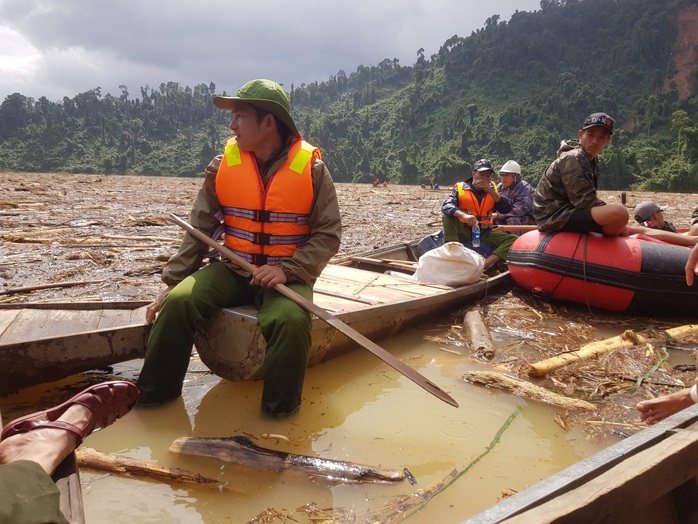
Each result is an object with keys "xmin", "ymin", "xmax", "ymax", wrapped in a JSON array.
[
  {"xmin": 462, "ymin": 370, "xmax": 596, "ymax": 412},
  {"xmin": 76, "ymin": 447, "xmax": 237, "ymax": 492},
  {"xmin": 170, "ymin": 435, "xmax": 406, "ymax": 484},
  {"xmin": 526, "ymin": 325, "xmax": 698, "ymax": 377},
  {"xmin": 0, "ymin": 279, "xmax": 106, "ymax": 296},
  {"xmin": 463, "ymin": 308, "xmax": 495, "ymax": 360}
]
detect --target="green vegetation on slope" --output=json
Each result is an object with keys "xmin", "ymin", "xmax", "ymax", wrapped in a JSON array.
[{"xmin": 1, "ymin": 0, "xmax": 698, "ymax": 190}]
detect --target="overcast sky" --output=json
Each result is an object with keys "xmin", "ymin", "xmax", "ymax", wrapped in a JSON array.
[{"xmin": 0, "ymin": 0, "xmax": 541, "ymax": 103}]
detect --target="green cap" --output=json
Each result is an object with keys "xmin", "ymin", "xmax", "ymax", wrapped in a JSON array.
[{"xmin": 213, "ymin": 79, "xmax": 299, "ymax": 138}]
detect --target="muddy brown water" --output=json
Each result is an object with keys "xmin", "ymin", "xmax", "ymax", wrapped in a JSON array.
[
  {"xmin": 1, "ymin": 172, "xmax": 697, "ymax": 522},
  {"xmin": 0, "ymin": 322, "xmax": 620, "ymax": 523}
]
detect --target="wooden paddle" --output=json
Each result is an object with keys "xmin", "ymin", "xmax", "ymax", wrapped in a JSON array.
[{"xmin": 169, "ymin": 214, "xmax": 459, "ymax": 408}]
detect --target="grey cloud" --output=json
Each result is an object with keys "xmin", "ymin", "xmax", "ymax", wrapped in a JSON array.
[{"xmin": 0, "ymin": 0, "xmax": 539, "ymax": 101}]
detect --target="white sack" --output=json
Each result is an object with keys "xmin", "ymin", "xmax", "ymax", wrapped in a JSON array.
[{"xmin": 412, "ymin": 241, "xmax": 484, "ymax": 286}]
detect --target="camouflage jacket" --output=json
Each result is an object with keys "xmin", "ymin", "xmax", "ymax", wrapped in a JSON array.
[{"xmin": 533, "ymin": 141, "xmax": 606, "ymax": 232}]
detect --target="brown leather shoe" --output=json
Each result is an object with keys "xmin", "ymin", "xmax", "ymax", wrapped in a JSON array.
[{"xmin": 1, "ymin": 381, "xmax": 139, "ymax": 445}]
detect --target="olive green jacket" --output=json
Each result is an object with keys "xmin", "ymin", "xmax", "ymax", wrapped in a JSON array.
[
  {"xmin": 533, "ymin": 140, "xmax": 606, "ymax": 232},
  {"xmin": 161, "ymin": 142, "xmax": 342, "ymax": 285}
]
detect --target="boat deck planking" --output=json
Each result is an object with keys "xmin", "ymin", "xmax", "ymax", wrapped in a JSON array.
[
  {"xmin": 0, "ymin": 303, "xmax": 149, "ymax": 395},
  {"xmin": 194, "ymin": 265, "xmax": 510, "ymax": 383}
]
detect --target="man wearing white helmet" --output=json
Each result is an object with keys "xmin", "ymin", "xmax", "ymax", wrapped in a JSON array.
[{"xmin": 492, "ymin": 160, "xmax": 535, "ymax": 234}]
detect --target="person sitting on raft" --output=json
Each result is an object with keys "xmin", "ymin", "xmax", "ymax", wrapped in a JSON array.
[
  {"xmin": 533, "ymin": 112, "xmax": 696, "ymax": 248},
  {"xmin": 633, "ymin": 201, "xmax": 677, "ymax": 232}
]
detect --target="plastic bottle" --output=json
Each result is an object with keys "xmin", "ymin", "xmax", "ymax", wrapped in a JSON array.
[{"xmin": 472, "ymin": 222, "xmax": 481, "ymax": 248}]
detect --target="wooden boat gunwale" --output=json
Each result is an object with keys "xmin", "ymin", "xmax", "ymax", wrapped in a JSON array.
[{"xmin": 465, "ymin": 404, "xmax": 698, "ymax": 523}]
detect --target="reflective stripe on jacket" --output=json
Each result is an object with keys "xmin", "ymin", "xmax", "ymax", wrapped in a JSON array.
[
  {"xmin": 456, "ymin": 182, "xmax": 499, "ymax": 226},
  {"xmin": 215, "ymin": 137, "xmax": 319, "ymax": 266}
]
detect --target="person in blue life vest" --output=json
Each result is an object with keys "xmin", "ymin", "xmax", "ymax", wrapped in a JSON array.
[
  {"xmin": 441, "ymin": 159, "xmax": 517, "ymax": 269},
  {"xmin": 136, "ymin": 79, "xmax": 342, "ymax": 416}
]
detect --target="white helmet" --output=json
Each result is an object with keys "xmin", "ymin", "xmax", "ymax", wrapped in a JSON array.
[{"xmin": 499, "ymin": 160, "xmax": 521, "ymax": 175}]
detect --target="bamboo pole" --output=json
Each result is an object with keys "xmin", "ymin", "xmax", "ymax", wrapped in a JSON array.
[{"xmin": 526, "ymin": 325, "xmax": 698, "ymax": 377}]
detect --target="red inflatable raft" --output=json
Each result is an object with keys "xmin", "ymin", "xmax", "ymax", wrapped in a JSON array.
[{"xmin": 507, "ymin": 230, "xmax": 698, "ymax": 316}]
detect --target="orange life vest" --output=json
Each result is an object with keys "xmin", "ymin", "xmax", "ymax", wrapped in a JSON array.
[
  {"xmin": 215, "ymin": 137, "xmax": 319, "ymax": 266},
  {"xmin": 456, "ymin": 182, "xmax": 499, "ymax": 226}
]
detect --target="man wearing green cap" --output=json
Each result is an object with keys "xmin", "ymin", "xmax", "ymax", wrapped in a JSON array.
[{"xmin": 136, "ymin": 79, "xmax": 342, "ymax": 416}]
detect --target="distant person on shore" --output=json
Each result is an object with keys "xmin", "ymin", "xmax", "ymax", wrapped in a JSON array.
[
  {"xmin": 441, "ymin": 159, "xmax": 517, "ymax": 269},
  {"xmin": 492, "ymin": 160, "xmax": 535, "ymax": 234},
  {"xmin": 533, "ymin": 112, "xmax": 696, "ymax": 247},
  {"xmin": 136, "ymin": 79, "xmax": 341, "ymax": 416},
  {"xmin": 0, "ymin": 381, "xmax": 138, "ymax": 522},
  {"xmin": 633, "ymin": 201, "xmax": 677, "ymax": 232},
  {"xmin": 635, "ymin": 243, "xmax": 698, "ymax": 425}
]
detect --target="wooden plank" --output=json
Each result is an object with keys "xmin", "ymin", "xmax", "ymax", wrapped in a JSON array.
[
  {"xmin": 501, "ymin": 421, "xmax": 698, "ymax": 523},
  {"xmin": 0, "ymin": 306, "xmax": 147, "ymax": 344},
  {"xmin": 0, "ymin": 309, "xmax": 21, "ymax": 338},
  {"xmin": 0, "ymin": 309, "xmax": 104, "ymax": 343},
  {"xmin": 96, "ymin": 306, "xmax": 147, "ymax": 329},
  {"xmin": 53, "ymin": 453, "xmax": 85, "ymax": 524},
  {"xmin": 318, "ymin": 266, "xmax": 448, "ymax": 302}
]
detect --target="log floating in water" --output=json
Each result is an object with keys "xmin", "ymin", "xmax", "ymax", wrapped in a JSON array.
[
  {"xmin": 0, "ymin": 279, "xmax": 106, "ymax": 296},
  {"xmin": 170, "ymin": 435, "xmax": 407, "ymax": 484},
  {"xmin": 76, "ymin": 447, "xmax": 238, "ymax": 492},
  {"xmin": 462, "ymin": 370, "xmax": 596, "ymax": 412},
  {"xmin": 526, "ymin": 325, "xmax": 698, "ymax": 377},
  {"xmin": 463, "ymin": 308, "xmax": 495, "ymax": 360}
]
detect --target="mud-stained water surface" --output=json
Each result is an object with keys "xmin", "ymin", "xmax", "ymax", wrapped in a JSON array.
[{"xmin": 2, "ymin": 172, "xmax": 698, "ymax": 523}]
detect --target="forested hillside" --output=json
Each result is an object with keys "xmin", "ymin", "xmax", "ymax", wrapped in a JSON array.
[{"xmin": 1, "ymin": 0, "xmax": 698, "ymax": 190}]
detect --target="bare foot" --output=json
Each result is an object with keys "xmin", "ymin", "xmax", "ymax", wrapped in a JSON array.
[
  {"xmin": 635, "ymin": 388, "xmax": 694, "ymax": 426},
  {"xmin": 0, "ymin": 404, "xmax": 91, "ymax": 475}
]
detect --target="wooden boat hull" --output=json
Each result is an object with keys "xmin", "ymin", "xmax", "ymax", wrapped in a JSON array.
[
  {"xmin": 466, "ymin": 405, "xmax": 698, "ymax": 523},
  {"xmin": 194, "ymin": 262, "xmax": 511, "ymax": 382},
  {"xmin": 53, "ymin": 452, "xmax": 85, "ymax": 524},
  {"xmin": 507, "ymin": 230, "xmax": 698, "ymax": 315},
  {"xmin": 0, "ymin": 302, "xmax": 149, "ymax": 395},
  {"xmin": 0, "ymin": 238, "xmax": 510, "ymax": 392}
]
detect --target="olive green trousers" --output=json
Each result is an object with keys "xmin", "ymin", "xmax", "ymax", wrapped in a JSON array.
[
  {"xmin": 0, "ymin": 461, "xmax": 68, "ymax": 524},
  {"xmin": 137, "ymin": 261, "xmax": 313, "ymax": 415},
  {"xmin": 442, "ymin": 215, "xmax": 517, "ymax": 262}
]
